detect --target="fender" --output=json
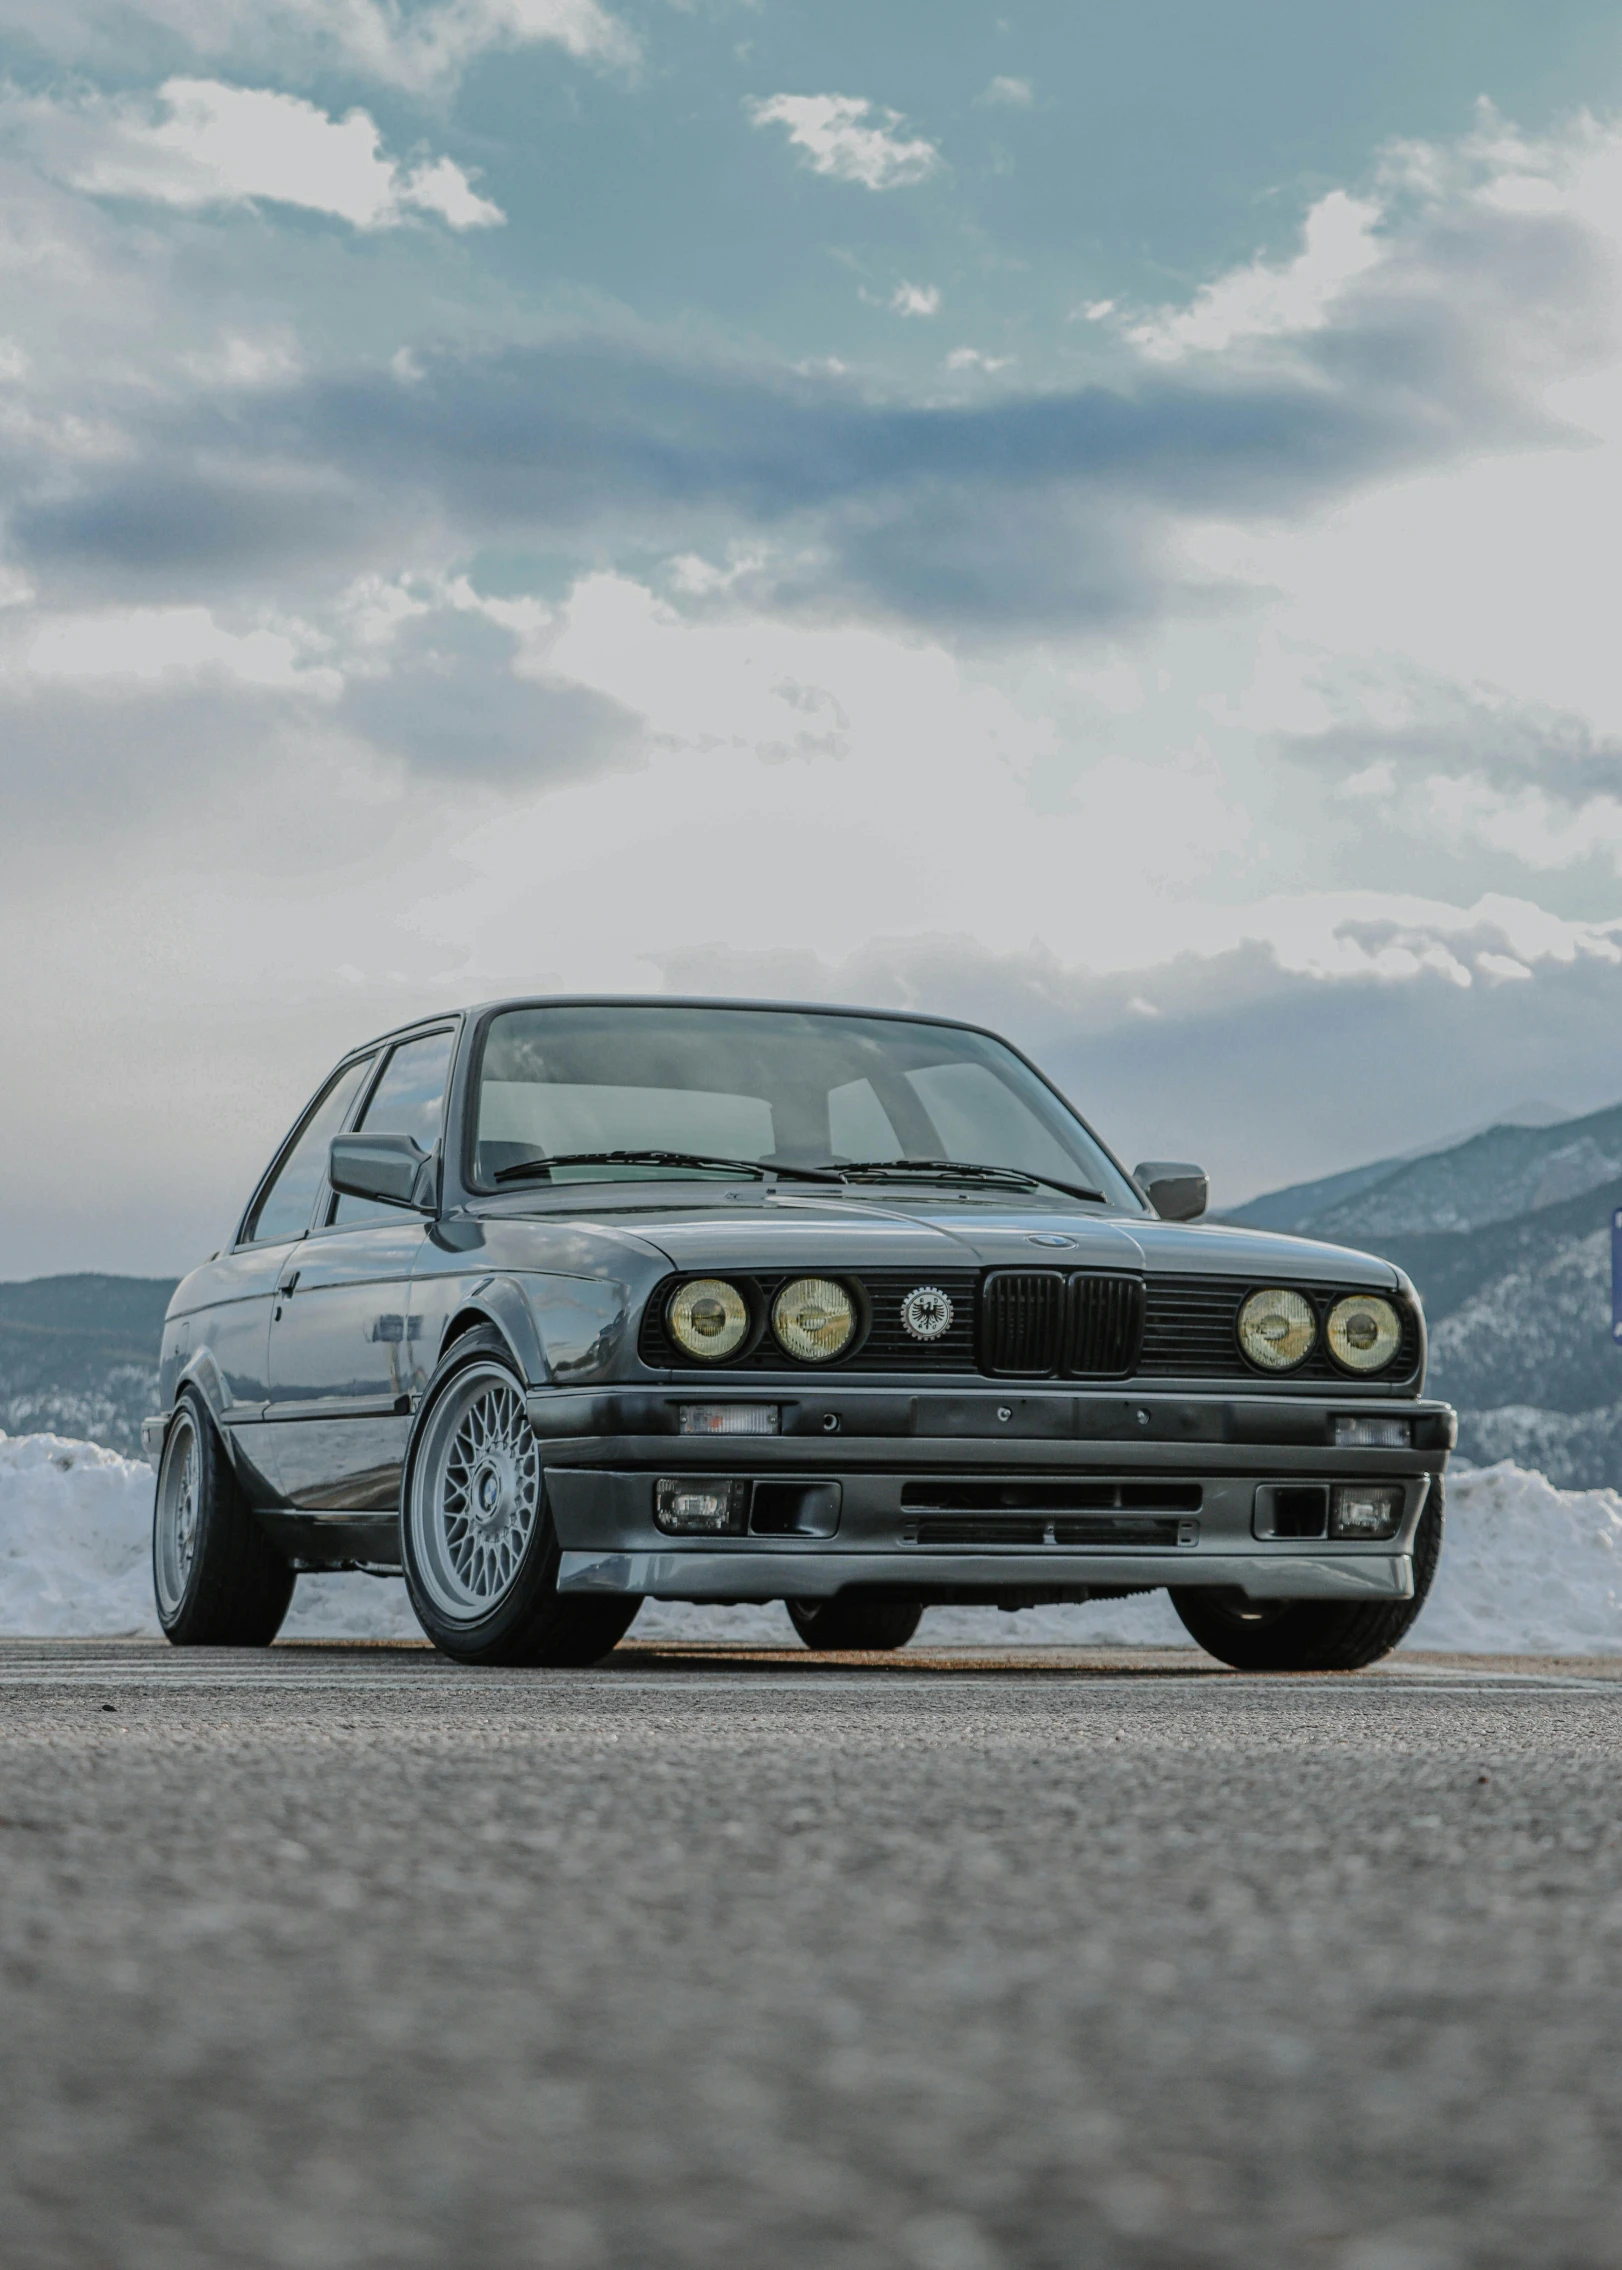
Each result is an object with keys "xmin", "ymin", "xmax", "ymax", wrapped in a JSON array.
[
  {"xmin": 142, "ymin": 1348, "xmax": 249, "ymax": 1476},
  {"xmin": 424, "ymin": 1272, "xmax": 632, "ymax": 1397},
  {"xmin": 176, "ymin": 1349, "xmax": 233, "ymax": 1436},
  {"xmin": 434, "ymin": 1275, "xmax": 551, "ymax": 1389}
]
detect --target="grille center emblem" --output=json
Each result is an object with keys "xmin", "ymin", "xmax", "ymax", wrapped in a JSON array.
[
  {"xmin": 1027, "ymin": 1233, "xmax": 1075, "ymax": 1248},
  {"xmin": 900, "ymin": 1285, "xmax": 954, "ymax": 1341}
]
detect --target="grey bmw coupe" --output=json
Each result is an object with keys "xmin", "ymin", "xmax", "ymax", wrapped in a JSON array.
[{"xmin": 146, "ymin": 997, "xmax": 1452, "ymax": 1671}]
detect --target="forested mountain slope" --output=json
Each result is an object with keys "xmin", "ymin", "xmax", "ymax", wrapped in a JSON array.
[{"xmin": 0, "ymin": 1277, "xmax": 176, "ymax": 1457}]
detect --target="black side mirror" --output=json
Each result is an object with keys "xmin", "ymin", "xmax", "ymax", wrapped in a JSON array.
[
  {"xmin": 329, "ymin": 1133, "xmax": 433, "ymax": 1210},
  {"xmin": 1133, "ymin": 1160, "xmax": 1208, "ymax": 1222}
]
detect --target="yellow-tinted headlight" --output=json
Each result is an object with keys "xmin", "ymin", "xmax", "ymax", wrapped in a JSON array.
[
  {"xmin": 1326, "ymin": 1293, "xmax": 1402, "ymax": 1374},
  {"xmin": 667, "ymin": 1278, "xmax": 751, "ymax": 1362},
  {"xmin": 1238, "ymin": 1287, "xmax": 1316, "ymax": 1372},
  {"xmin": 771, "ymin": 1277, "xmax": 857, "ymax": 1363}
]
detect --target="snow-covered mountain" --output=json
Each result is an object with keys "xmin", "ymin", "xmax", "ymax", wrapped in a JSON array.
[{"xmin": 1227, "ymin": 1104, "xmax": 1622, "ymax": 1487}]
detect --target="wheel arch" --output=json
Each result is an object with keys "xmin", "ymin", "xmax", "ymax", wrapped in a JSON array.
[
  {"xmin": 433, "ymin": 1278, "xmax": 549, "ymax": 1386},
  {"xmin": 155, "ymin": 1351, "xmax": 238, "ymax": 1473},
  {"xmin": 174, "ymin": 1349, "xmax": 230, "ymax": 1421}
]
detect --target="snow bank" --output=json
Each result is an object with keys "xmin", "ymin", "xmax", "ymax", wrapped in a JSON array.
[
  {"xmin": 3, "ymin": 1432, "xmax": 1621, "ymax": 1654},
  {"xmin": 0, "ymin": 1432, "xmax": 421, "ymax": 1641},
  {"xmin": 0, "ymin": 1432, "xmax": 160, "ymax": 1637},
  {"xmin": 1414, "ymin": 1462, "xmax": 1622, "ymax": 1655}
]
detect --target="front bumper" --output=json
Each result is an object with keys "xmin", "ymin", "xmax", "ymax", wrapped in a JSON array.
[
  {"xmin": 558, "ymin": 1545, "xmax": 1415, "ymax": 1605},
  {"xmin": 530, "ymin": 1385, "xmax": 1451, "ymax": 1606}
]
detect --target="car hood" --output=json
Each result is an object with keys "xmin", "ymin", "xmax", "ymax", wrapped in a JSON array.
[{"xmin": 484, "ymin": 1190, "xmax": 1399, "ymax": 1288}]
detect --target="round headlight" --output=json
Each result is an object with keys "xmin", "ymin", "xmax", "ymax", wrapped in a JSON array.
[
  {"xmin": 771, "ymin": 1277, "xmax": 857, "ymax": 1364},
  {"xmin": 1238, "ymin": 1287, "xmax": 1317, "ymax": 1372},
  {"xmin": 1326, "ymin": 1293, "xmax": 1402, "ymax": 1374},
  {"xmin": 667, "ymin": 1278, "xmax": 751, "ymax": 1362}
]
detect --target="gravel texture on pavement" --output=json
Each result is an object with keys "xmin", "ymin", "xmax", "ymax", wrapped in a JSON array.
[{"xmin": 3, "ymin": 1637, "xmax": 1622, "ymax": 2269}]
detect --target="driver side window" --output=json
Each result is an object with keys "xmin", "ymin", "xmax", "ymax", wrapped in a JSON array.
[
  {"xmin": 330, "ymin": 1028, "xmax": 455, "ymax": 1227},
  {"xmin": 244, "ymin": 1057, "xmax": 375, "ymax": 1246}
]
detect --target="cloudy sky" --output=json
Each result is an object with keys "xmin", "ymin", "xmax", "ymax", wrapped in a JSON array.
[{"xmin": 6, "ymin": 0, "xmax": 1622, "ymax": 1275}]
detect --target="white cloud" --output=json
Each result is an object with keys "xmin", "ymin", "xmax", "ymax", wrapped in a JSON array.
[
  {"xmin": 178, "ymin": 330, "xmax": 301, "ymax": 385},
  {"xmin": 409, "ymin": 570, "xmax": 1257, "ymax": 983},
  {"xmin": 303, "ymin": 0, "xmax": 638, "ymax": 88},
  {"xmin": 1338, "ymin": 760, "xmax": 1396, "ymax": 801},
  {"xmin": 979, "ymin": 76, "xmax": 1033, "ymax": 107},
  {"xmin": 945, "ymin": 345, "xmax": 1013, "ymax": 371},
  {"xmin": 5, "ymin": 604, "xmax": 340, "ymax": 694},
  {"xmin": 890, "ymin": 281, "xmax": 940, "ymax": 317},
  {"xmin": 14, "ymin": 99, "xmax": 1622, "ymax": 1263},
  {"xmin": 0, "ymin": 0, "xmax": 638, "ymax": 93},
  {"xmin": 747, "ymin": 94, "xmax": 940, "ymax": 191},
  {"xmin": 1415, "ymin": 775, "xmax": 1622, "ymax": 873},
  {"xmin": 18, "ymin": 78, "xmax": 505, "ymax": 230},
  {"xmin": 1128, "ymin": 189, "xmax": 1383, "ymax": 360}
]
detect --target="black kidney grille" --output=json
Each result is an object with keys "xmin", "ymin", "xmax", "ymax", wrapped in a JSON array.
[
  {"xmin": 1066, "ymin": 1273, "xmax": 1146, "ymax": 1376},
  {"xmin": 979, "ymin": 1271, "xmax": 1145, "ymax": 1377},
  {"xmin": 978, "ymin": 1270, "xmax": 1066, "ymax": 1375},
  {"xmin": 1139, "ymin": 1275, "xmax": 1421, "ymax": 1384}
]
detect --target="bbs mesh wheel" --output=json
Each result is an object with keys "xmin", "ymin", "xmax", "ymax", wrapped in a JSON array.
[
  {"xmin": 401, "ymin": 1327, "xmax": 640, "ymax": 1667},
  {"xmin": 153, "ymin": 1388, "xmax": 294, "ymax": 1646}
]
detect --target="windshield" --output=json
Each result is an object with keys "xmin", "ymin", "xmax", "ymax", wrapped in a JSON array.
[{"xmin": 472, "ymin": 1004, "xmax": 1142, "ymax": 1208}]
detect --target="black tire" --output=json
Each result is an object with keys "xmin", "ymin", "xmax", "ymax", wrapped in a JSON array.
[
  {"xmin": 786, "ymin": 1595, "xmax": 924, "ymax": 1652},
  {"xmin": 401, "ymin": 1327, "xmax": 641, "ymax": 1667},
  {"xmin": 1170, "ymin": 1477, "xmax": 1446, "ymax": 1672},
  {"xmin": 153, "ymin": 1388, "xmax": 296, "ymax": 1646}
]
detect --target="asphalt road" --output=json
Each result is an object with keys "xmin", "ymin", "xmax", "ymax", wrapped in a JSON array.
[{"xmin": 5, "ymin": 1639, "xmax": 1622, "ymax": 2270}]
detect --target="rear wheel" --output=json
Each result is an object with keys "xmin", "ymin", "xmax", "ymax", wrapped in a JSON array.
[
  {"xmin": 401, "ymin": 1327, "xmax": 640, "ymax": 1667},
  {"xmin": 786, "ymin": 1595, "xmax": 924, "ymax": 1652},
  {"xmin": 153, "ymin": 1389, "xmax": 295, "ymax": 1646},
  {"xmin": 1170, "ymin": 1479, "xmax": 1445, "ymax": 1672}
]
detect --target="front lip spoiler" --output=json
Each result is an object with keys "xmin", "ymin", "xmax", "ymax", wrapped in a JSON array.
[
  {"xmin": 526, "ymin": 1387, "xmax": 1456, "ymax": 1455},
  {"xmin": 558, "ymin": 1547, "xmax": 1415, "ymax": 1605}
]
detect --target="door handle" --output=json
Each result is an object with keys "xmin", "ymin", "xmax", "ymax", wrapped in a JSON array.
[{"xmin": 275, "ymin": 1269, "xmax": 300, "ymax": 1297}]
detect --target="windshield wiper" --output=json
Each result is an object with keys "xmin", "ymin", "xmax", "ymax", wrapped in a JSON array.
[
  {"xmin": 837, "ymin": 1158, "xmax": 1104, "ymax": 1204},
  {"xmin": 493, "ymin": 1149, "xmax": 843, "ymax": 1187}
]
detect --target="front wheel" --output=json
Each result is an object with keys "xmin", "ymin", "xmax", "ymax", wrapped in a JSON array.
[
  {"xmin": 153, "ymin": 1389, "xmax": 295, "ymax": 1646},
  {"xmin": 1170, "ymin": 1479, "xmax": 1445, "ymax": 1672},
  {"xmin": 786, "ymin": 1596, "xmax": 924, "ymax": 1652},
  {"xmin": 401, "ymin": 1328, "xmax": 640, "ymax": 1667}
]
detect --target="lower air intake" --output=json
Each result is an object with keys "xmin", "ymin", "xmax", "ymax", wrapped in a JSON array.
[{"xmin": 907, "ymin": 1513, "xmax": 1197, "ymax": 1548}]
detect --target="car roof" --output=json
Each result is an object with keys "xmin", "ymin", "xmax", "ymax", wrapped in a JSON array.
[{"xmin": 347, "ymin": 995, "xmax": 1006, "ymax": 1059}]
